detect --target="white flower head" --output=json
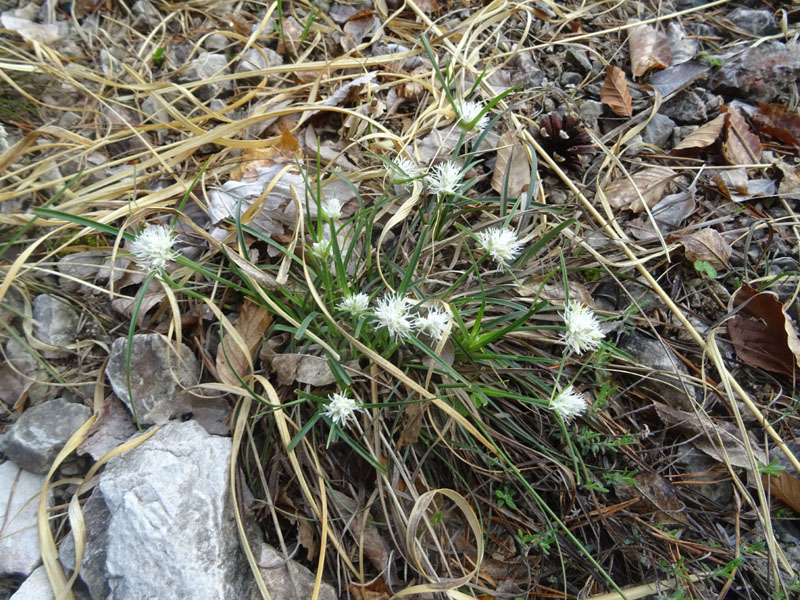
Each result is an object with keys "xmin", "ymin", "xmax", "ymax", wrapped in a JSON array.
[
  {"xmin": 130, "ymin": 224, "xmax": 178, "ymax": 273},
  {"xmin": 324, "ymin": 391, "xmax": 362, "ymax": 427},
  {"xmin": 390, "ymin": 156, "xmax": 422, "ymax": 184},
  {"xmin": 338, "ymin": 293, "xmax": 370, "ymax": 314},
  {"xmin": 561, "ymin": 301, "xmax": 604, "ymax": 355},
  {"xmin": 321, "ymin": 196, "xmax": 343, "ymax": 221},
  {"xmin": 373, "ymin": 293, "xmax": 416, "ymax": 339},
  {"xmin": 426, "ymin": 161, "xmax": 463, "ymax": 195},
  {"xmin": 457, "ymin": 99, "xmax": 489, "ymax": 132},
  {"xmin": 311, "ymin": 239, "xmax": 330, "ymax": 259},
  {"xmin": 476, "ymin": 227, "xmax": 524, "ymax": 265},
  {"xmin": 549, "ymin": 386, "xmax": 588, "ymax": 422},
  {"xmin": 415, "ymin": 306, "xmax": 450, "ymax": 341}
]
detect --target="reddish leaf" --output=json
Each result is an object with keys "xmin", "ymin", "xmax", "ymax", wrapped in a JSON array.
[
  {"xmin": 628, "ymin": 22, "xmax": 671, "ymax": 78},
  {"xmin": 728, "ymin": 283, "xmax": 800, "ymax": 378},
  {"xmin": 753, "ymin": 102, "xmax": 800, "ymax": 147},
  {"xmin": 601, "ymin": 65, "xmax": 633, "ymax": 117},
  {"xmin": 670, "ymin": 113, "xmax": 726, "ymax": 157},
  {"xmin": 601, "ymin": 166, "xmax": 676, "ymax": 212},
  {"xmin": 721, "ymin": 105, "xmax": 762, "ymax": 165}
]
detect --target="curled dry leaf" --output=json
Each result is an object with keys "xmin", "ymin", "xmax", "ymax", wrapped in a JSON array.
[
  {"xmin": 712, "ymin": 168, "xmax": 776, "ymax": 202},
  {"xmin": 654, "ymin": 403, "xmax": 767, "ymax": 470},
  {"xmin": 628, "ymin": 22, "xmax": 671, "ymax": 78},
  {"xmin": 668, "ymin": 228, "xmax": 731, "ymax": 270},
  {"xmin": 602, "ymin": 166, "xmax": 676, "ymax": 213},
  {"xmin": 670, "ymin": 113, "xmax": 726, "ymax": 157},
  {"xmin": 601, "ymin": 65, "xmax": 633, "ymax": 117},
  {"xmin": 754, "ymin": 102, "xmax": 800, "ymax": 147},
  {"xmin": 491, "ymin": 131, "xmax": 531, "ymax": 198},
  {"xmin": 215, "ymin": 301, "xmax": 273, "ymax": 387},
  {"xmin": 728, "ymin": 282, "xmax": 800, "ymax": 378},
  {"xmin": 721, "ymin": 105, "xmax": 762, "ymax": 166},
  {"xmin": 341, "ymin": 11, "xmax": 380, "ymax": 52}
]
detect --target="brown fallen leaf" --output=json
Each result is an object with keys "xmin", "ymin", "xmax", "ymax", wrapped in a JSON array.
[
  {"xmin": 774, "ymin": 160, "xmax": 800, "ymax": 200},
  {"xmin": 728, "ymin": 282, "xmax": 800, "ymax": 378},
  {"xmin": 754, "ymin": 102, "xmax": 800, "ymax": 147},
  {"xmin": 668, "ymin": 228, "xmax": 731, "ymax": 270},
  {"xmin": 654, "ymin": 403, "xmax": 768, "ymax": 469},
  {"xmin": 397, "ymin": 401, "xmax": 425, "ymax": 448},
  {"xmin": 615, "ymin": 471, "xmax": 689, "ymax": 526},
  {"xmin": 341, "ymin": 11, "xmax": 380, "ymax": 52},
  {"xmin": 765, "ymin": 441, "xmax": 800, "ymax": 514},
  {"xmin": 491, "ymin": 131, "xmax": 531, "ymax": 198},
  {"xmin": 670, "ymin": 113, "xmax": 726, "ymax": 157},
  {"xmin": 602, "ymin": 166, "xmax": 676, "ymax": 212},
  {"xmin": 215, "ymin": 300, "xmax": 273, "ymax": 387},
  {"xmin": 601, "ymin": 65, "xmax": 633, "ymax": 117},
  {"xmin": 628, "ymin": 22, "xmax": 671, "ymax": 78},
  {"xmin": 721, "ymin": 105, "xmax": 762, "ymax": 166}
]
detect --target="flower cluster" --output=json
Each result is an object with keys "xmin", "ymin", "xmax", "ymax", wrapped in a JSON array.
[
  {"xmin": 476, "ymin": 227, "xmax": 524, "ymax": 266},
  {"xmin": 549, "ymin": 386, "xmax": 588, "ymax": 422},
  {"xmin": 130, "ymin": 225, "xmax": 178, "ymax": 273},
  {"xmin": 324, "ymin": 391, "xmax": 362, "ymax": 427},
  {"xmin": 426, "ymin": 161, "xmax": 463, "ymax": 195},
  {"xmin": 372, "ymin": 293, "xmax": 416, "ymax": 339},
  {"xmin": 561, "ymin": 301, "xmax": 604, "ymax": 355},
  {"xmin": 456, "ymin": 99, "xmax": 489, "ymax": 132},
  {"xmin": 338, "ymin": 293, "xmax": 370, "ymax": 314},
  {"xmin": 390, "ymin": 156, "xmax": 422, "ymax": 184},
  {"xmin": 321, "ymin": 197, "xmax": 343, "ymax": 221},
  {"xmin": 338, "ymin": 291, "xmax": 451, "ymax": 342}
]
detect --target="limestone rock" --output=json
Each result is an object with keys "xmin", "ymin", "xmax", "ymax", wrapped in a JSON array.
[{"xmin": 0, "ymin": 462, "xmax": 51, "ymax": 577}]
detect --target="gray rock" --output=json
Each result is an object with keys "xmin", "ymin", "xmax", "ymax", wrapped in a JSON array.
[
  {"xmin": 203, "ymin": 33, "xmax": 229, "ymax": 52},
  {"xmin": 659, "ymin": 91, "xmax": 706, "ymax": 124},
  {"xmin": 710, "ymin": 41, "xmax": 800, "ymax": 103},
  {"xmin": 9, "ymin": 565, "xmax": 55, "ymax": 600},
  {"xmin": 726, "ymin": 7, "xmax": 776, "ymax": 36},
  {"xmin": 105, "ymin": 334, "xmax": 199, "ymax": 425},
  {"xmin": 0, "ymin": 462, "xmax": 51, "ymax": 577},
  {"xmin": 642, "ymin": 113, "xmax": 675, "ymax": 148},
  {"xmin": 2, "ymin": 398, "xmax": 92, "ymax": 475},
  {"xmin": 578, "ymin": 100, "xmax": 604, "ymax": 126},
  {"xmin": 560, "ymin": 71, "xmax": 582, "ymax": 87},
  {"xmin": 566, "ymin": 48, "xmax": 592, "ymax": 74},
  {"xmin": 178, "ymin": 52, "xmax": 232, "ymax": 100},
  {"xmin": 0, "ymin": 338, "xmax": 52, "ymax": 407},
  {"xmin": 58, "ymin": 421, "xmax": 254, "ymax": 600},
  {"xmin": 619, "ymin": 331, "xmax": 694, "ymax": 407},
  {"xmin": 256, "ymin": 544, "xmax": 337, "ymax": 600},
  {"xmin": 235, "ymin": 47, "xmax": 283, "ymax": 78},
  {"xmin": 32, "ymin": 294, "xmax": 78, "ymax": 358},
  {"xmin": 57, "ymin": 252, "xmax": 106, "ymax": 293}
]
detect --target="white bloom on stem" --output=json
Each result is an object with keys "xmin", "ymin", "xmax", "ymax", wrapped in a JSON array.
[
  {"xmin": 475, "ymin": 227, "xmax": 524, "ymax": 265},
  {"xmin": 321, "ymin": 196, "xmax": 343, "ymax": 221},
  {"xmin": 130, "ymin": 224, "xmax": 178, "ymax": 273},
  {"xmin": 415, "ymin": 306, "xmax": 450, "ymax": 341},
  {"xmin": 426, "ymin": 161, "xmax": 463, "ymax": 195},
  {"xmin": 390, "ymin": 156, "xmax": 422, "ymax": 183},
  {"xmin": 311, "ymin": 239, "xmax": 330, "ymax": 259},
  {"xmin": 338, "ymin": 293, "xmax": 370, "ymax": 314},
  {"xmin": 324, "ymin": 391, "xmax": 361, "ymax": 427},
  {"xmin": 549, "ymin": 386, "xmax": 588, "ymax": 422},
  {"xmin": 457, "ymin": 99, "xmax": 489, "ymax": 132},
  {"xmin": 561, "ymin": 301, "xmax": 604, "ymax": 355},
  {"xmin": 373, "ymin": 293, "xmax": 416, "ymax": 339}
]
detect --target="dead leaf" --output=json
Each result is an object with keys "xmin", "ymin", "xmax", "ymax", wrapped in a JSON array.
[
  {"xmin": 601, "ymin": 65, "xmax": 633, "ymax": 117},
  {"xmin": 668, "ymin": 228, "xmax": 731, "ymax": 270},
  {"xmin": 649, "ymin": 61, "xmax": 709, "ymax": 97},
  {"xmin": 275, "ymin": 129, "xmax": 301, "ymax": 157},
  {"xmin": 602, "ymin": 166, "xmax": 676, "ymax": 212},
  {"xmin": 728, "ymin": 282, "xmax": 800, "ymax": 378},
  {"xmin": 215, "ymin": 301, "xmax": 272, "ymax": 387},
  {"xmin": 408, "ymin": 0, "xmax": 438, "ymax": 12},
  {"xmin": 341, "ymin": 12, "xmax": 380, "ymax": 51},
  {"xmin": 615, "ymin": 471, "xmax": 689, "ymax": 526},
  {"xmin": 670, "ymin": 113, "xmax": 726, "ymax": 157},
  {"xmin": 712, "ymin": 168, "xmax": 776, "ymax": 202},
  {"xmin": 628, "ymin": 22, "xmax": 671, "ymax": 78},
  {"xmin": 397, "ymin": 401, "xmax": 425, "ymax": 447},
  {"xmin": 765, "ymin": 441, "xmax": 800, "ymax": 514},
  {"xmin": 517, "ymin": 279, "xmax": 595, "ymax": 308},
  {"xmin": 774, "ymin": 160, "xmax": 800, "ymax": 200},
  {"xmin": 721, "ymin": 105, "xmax": 762, "ymax": 165},
  {"xmin": 753, "ymin": 102, "xmax": 800, "ymax": 147},
  {"xmin": 491, "ymin": 131, "xmax": 531, "ymax": 198},
  {"xmin": 628, "ymin": 183, "xmax": 696, "ymax": 240},
  {"xmin": 267, "ymin": 354, "xmax": 336, "ymax": 386},
  {"xmin": 111, "ymin": 289, "xmax": 165, "ymax": 324},
  {"xmin": 349, "ymin": 579, "xmax": 392, "ymax": 600},
  {"xmin": 654, "ymin": 403, "xmax": 767, "ymax": 469},
  {"xmin": 276, "ymin": 17, "xmax": 303, "ymax": 55},
  {"xmin": 297, "ymin": 518, "xmax": 317, "ymax": 561},
  {"xmin": 77, "ymin": 395, "xmax": 137, "ymax": 460}
]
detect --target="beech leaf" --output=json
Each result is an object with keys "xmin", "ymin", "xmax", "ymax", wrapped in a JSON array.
[
  {"xmin": 215, "ymin": 300, "xmax": 273, "ymax": 387},
  {"xmin": 628, "ymin": 22, "xmax": 671, "ymax": 78},
  {"xmin": 754, "ymin": 102, "xmax": 800, "ymax": 147},
  {"xmin": 721, "ymin": 105, "xmax": 762, "ymax": 166},
  {"xmin": 670, "ymin": 113, "xmax": 726, "ymax": 157},
  {"xmin": 668, "ymin": 228, "xmax": 731, "ymax": 270},
  {"xmin": 601, "ymin": 65, "xmax": 633, "ymax": 117},
  {"xmin": 492, "ymin": 131, "xmax": 531, "ymax": 198},
  {"xmin": 602, "ymin": 166, "xmax": 676, "ymax": 212}
]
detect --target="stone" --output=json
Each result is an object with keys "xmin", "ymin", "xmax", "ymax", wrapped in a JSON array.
[
  {"xmin": 105, "ymin": 334, "xmax": 199, "ymax": 425},
  {"xmin": 560, "ymin": 71, "xmax": 582, "ymax": 87},
  {"xmin": 725, "ymin": 7, "xmax": 777, "ymax": 37},
  {"xmin": 659, "ymin": 91, "xmax": 706, "ymax": 124},
  {"xmin": 57, "ymin": 252, "xmax": 106, "ymax": 293},
  {"xmin": 203, "ymin": 33, "xmax": 229, "ymax": 52},
  {"xmin": 32, "ymin": 294, "xmax": 78, "ymax": 358},
  {"xmin": 642, "ymin": 113, "xmax": 675, "ymax": 149},
  {"xmin": 618, "ymin": 331, "xmax": 694, "ymax": 408},
  {"xmin": 256, "ymin": 544, "xmax": 337, "ymax": 600},
  {"xmin": 58, "ymin": 421, "xmax": 255, "ymax": 600},
  {"xmin": 1, "ymin": 398, "xmax": 92, "ymax": 475},
  {"xmin": 178, "ymin": 52, "xmax": 232, "ymax": 101},
  {"xmin": 235, "ymin": 47, "xmax": 283, "ymax": 78},
  {"xmin": 0, "ymin": 338, "xmax": 51, "ymax": 408},
  {"xmin": 9, "ymin": 565, "xmax": 54, "ymax": 600},
  {"xmin": 0, "ymin": 462, "xmax": 51, "ymax": 577},
  {"xmin": 710, "ymin": 42, "xmax": 800, "ymax": 103}
]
